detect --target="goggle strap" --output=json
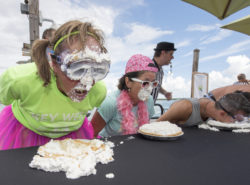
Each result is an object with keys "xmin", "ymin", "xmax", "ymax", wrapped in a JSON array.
[
  {"xmin": 53, "ymin": 31, "xmax": 98, "ymax": 51},
  {"xmin": 53, "ymin": 31, "xmax": 80, "ymax": 51}
]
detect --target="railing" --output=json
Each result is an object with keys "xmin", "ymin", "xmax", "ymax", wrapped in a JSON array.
[{"xmin": 152, "ymin": 98, "xmax": 180, "ymax": 119}]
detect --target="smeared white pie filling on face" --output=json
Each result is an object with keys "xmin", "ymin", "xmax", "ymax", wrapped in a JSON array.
[
  {"xmin": 61, "ymin": 47, "xmax": 110, "ymax": 102},
  {"xmin": 66, "ymin": 82, "xmax": 88, "ymax": 102},
  {"xmin": 137, "ymin": 85, "xmax": 153, "ymax": 101},
  {"xmin": 29, "ymin": 138, "xmax": 114, "ymax": 179}
]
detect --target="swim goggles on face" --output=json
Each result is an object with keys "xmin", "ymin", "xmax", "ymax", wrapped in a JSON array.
[
  {"xmin": 52, "ymin": 48, "xmax": 111, "ymax": 81},
  {"xmin": 64, "ymin": 59, "xmax": 110, "ymax": 81},
  {"xmin": 217, "ymin": 101, "xmax": 236, "ymax": 119}
]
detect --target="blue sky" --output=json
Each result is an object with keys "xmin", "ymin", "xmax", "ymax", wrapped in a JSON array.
[{"xmin": 0, "ymin": 0, "xmax": 250, "ymax": 98}]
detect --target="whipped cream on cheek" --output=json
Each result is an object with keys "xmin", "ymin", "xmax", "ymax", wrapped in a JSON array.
[{"xmin": 138, "ymin": 85, "xmax": 153, "ymax": 101}]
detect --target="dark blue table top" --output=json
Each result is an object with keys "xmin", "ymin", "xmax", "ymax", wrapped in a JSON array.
[{"xmin": 1, "ymin": 127, "xmax": 250, "ymax": 185}]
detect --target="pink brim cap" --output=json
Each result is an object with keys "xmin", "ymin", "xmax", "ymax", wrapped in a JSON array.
[{"xmin": 125, "ymin": 54, "xmax": 158, "ymax": 74}]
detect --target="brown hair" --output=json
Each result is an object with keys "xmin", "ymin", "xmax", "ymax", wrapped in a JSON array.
[
  {"xmin": 118, "ymin": 71, "xmax": 145, "ymax": 90},
  {"xmin": 42, "ymin": 28, "xmax": 56, "ymax": 40},
  {"xmin": 153, "ymin": 50, "xmax": 161, "ymax": 58},
  {"xmin": 153, "ymin": 50, "xmax": 171, "ymax": 58},
  {"xmin": 237, "ymin": 73, "xmax": 246, "ymax": 81},
  {"xmin": 32, "ymin": 20, "xmax": 107, "ymax": 86},
  {"xmin": 215, "ymin": 92, "xmax": 250, "ymax": 115}
]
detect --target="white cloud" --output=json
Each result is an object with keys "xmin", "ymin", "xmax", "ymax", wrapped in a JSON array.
[
  {"xmin": 40, "ymin": 0, "xmax": 119, "ymax": 36},
  {"xmin": 106, "ymin": 23, "xmax": 174, "ymax": 64},
  {"xmin": 223, "ymin": 55, "xmax": 250, "ymax": 77},
  {"xmin": 186, "ymin": 24, "xmax": 220, "ymax": 32},
  {"xmin": 176, "ymin": 40, "xmax": 191, "ymax": 48},
  {"xmin": 161, "ymin": 73, "xmax": 191, "ymax": 98},
  {"xmin": 0, "ymin": 0, "xmax": 171, "ymax": 77},
  {"xmin": 123, "ymin": 0, "xmax": 145, "ymax": 6},
  {"xmin": 0, "ymin": 0, "xmax": 120, "ymax": 72},
  {"xmin": 133, "ymin": 0, "xmax": 145, "ymax": 6},
  {"xmin": 208, "ymin": 71, "xmax": 233, "ymax": 90},
  {"xmin": 200, "ymin": 39, "xmax": 250, "ymax": 62},
  {"xmin": 106, "ymin": 36, "xmax": 155, "ymax": 64},
  {"xmin": 102, "ymin": 72, "xmax": 121, "ymax": 94},
  {"xmin": 208, "ymin": 55, "xmax": 250, "ymax": 90},
  {"xmin": 183, "ymin": 51, "xmax": 193, "ymax": 57},
  {"xmin": 125, "ymin": 23, "xmax": 174, "ymax": 45},
  {"xmin": 82, "ymin": 0, "xmax": 146, "ymax": 8},
  {"xmin": 1, "ymin": 0, "xmax": 249, "ymax": 102},
  {"xmin": 201, "ymin": 29, "xmax": 232, "ymax": 44},
  {"xmin": 160, "ymin": 55, "xmax": 250, "ymax": 98},
  {"xmin": 0, "ymin": 1, "xmax": 29, "ymax": 69}
]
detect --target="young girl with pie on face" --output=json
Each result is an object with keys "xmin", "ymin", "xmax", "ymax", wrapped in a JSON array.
[
  {"xmin": 91, "ymin": 54, "xmax": 158, "ymax": 137},
  {"xmin": 0, "ymin": 20, "xmax": 111, "ymax": 150}
]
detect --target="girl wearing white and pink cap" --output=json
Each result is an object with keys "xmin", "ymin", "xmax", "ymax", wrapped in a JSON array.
[{"xmin": 91, "ymin": 54, "xmax": 158, "ymax": 137}]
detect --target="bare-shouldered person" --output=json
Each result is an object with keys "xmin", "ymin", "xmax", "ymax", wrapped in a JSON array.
[{"xmin": 211, "ymin": 84, "xmax": 250, "ymax": 100}]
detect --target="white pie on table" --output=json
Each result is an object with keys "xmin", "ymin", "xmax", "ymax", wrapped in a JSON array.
[{"xmin": 138, "ymin": 121, "xmax": 183, "ymax": 138}]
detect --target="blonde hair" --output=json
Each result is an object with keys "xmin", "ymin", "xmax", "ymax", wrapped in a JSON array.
[{"xmin": 32, "ymin": 20, "xmax": 107, "ymax": 86}]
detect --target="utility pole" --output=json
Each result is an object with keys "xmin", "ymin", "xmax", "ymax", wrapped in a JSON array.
[
  {"xmin": 192, "ymin": 49, "xmax": 200, "ymax": 73},
  {"xmin": 28, "ymin": 0, "xmax": 40, "ymax": 46},
  {"xmin": 191, "ymin": 49, "xmax": 200, "ymax": 97},
  {"xmin": 20, "ymin": 0, "xmax": 40, "ymax": 62}
]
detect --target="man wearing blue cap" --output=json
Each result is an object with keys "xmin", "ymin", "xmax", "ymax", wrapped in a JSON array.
[{"xmin": 151, "ymin": 42, "xmax": 176, "ymax": 102}]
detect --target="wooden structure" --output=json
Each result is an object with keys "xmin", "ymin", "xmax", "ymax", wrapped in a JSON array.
[
  {"xmin": 190, "ymin": 49, "xmax": 199, "ymax": 97},
  {"xmin": 192, "ymin": 49, "xmax": 200, "ymax": 73},
  {"xmin": 20, "ymin": 0, "xmax": 40, "ymax": 59}
]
